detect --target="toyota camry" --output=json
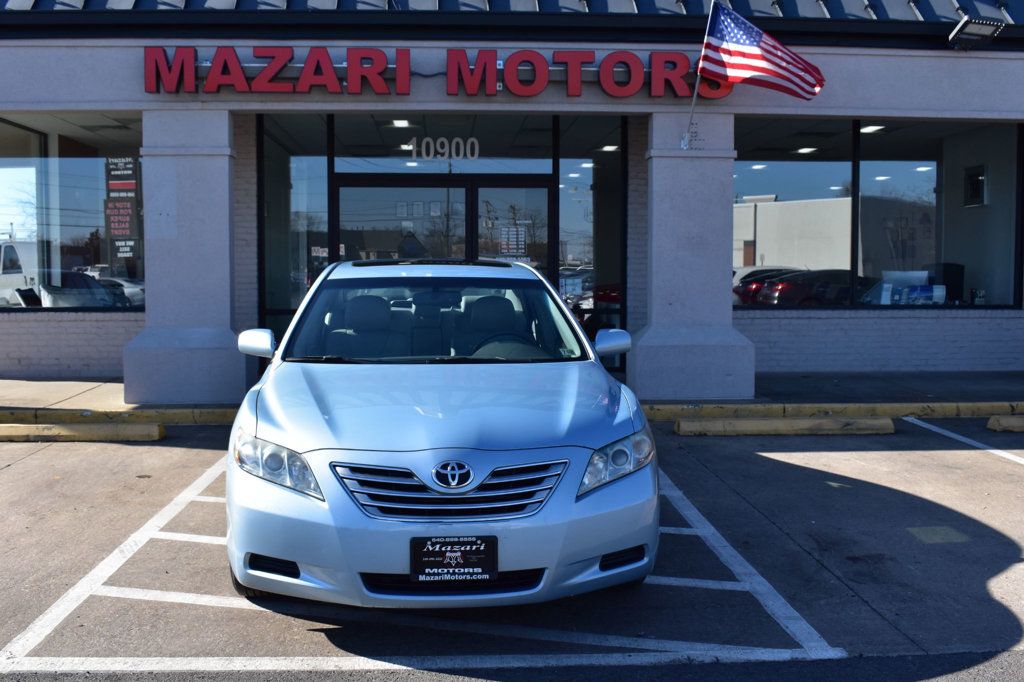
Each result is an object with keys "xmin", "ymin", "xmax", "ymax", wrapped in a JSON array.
[{"xmin": 227, "ymin": 259, "xmax": 658, "ymax": 607}]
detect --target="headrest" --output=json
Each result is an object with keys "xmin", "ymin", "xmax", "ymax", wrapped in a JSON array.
[
  {"xmin": 345, "ymin": 295, "xmax": 391, "ymax": 332},
  {"xmin": 414, "ymin": 302, "xmax": 441, "ymax": 323},
  {"xmin": 470, "ymin": 296, "xmax": 515, "ymax": 331}
]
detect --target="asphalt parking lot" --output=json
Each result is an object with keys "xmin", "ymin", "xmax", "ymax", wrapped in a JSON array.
[{"xmin": 1, "ymin": 419, "xmax": 1023, "ymax": 681}]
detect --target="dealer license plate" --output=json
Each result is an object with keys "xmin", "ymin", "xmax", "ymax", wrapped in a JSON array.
[{"xmin": 410, "ymin": 535, "xmax": 498, "ymax": 583}]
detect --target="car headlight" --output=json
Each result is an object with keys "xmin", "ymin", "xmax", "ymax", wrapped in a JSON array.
[
  {"xmin": 231, "ymin": 430, "xmax": 323, "ymax": 500},
  {"xmin": 578, "ymin": 424, "xmax": 656, "ymax": 497}
]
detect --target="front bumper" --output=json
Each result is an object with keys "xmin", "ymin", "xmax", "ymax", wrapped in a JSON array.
[{"xmin": 226, "ymin": 446, "xmax": 659, "ymax": 608}]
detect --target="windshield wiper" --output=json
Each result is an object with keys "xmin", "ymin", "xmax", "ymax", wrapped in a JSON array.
[
  {"xmin": 420, "ymin": 356, "xmax": 502, "ymax": 364},
  {"xmin": 285, "ymin": 356, "xmax": 376, "ymax": 364}
]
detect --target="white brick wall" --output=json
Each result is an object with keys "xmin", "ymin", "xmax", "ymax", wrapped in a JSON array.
[
  {"xmin": 626, "ymin": 115, "xmax": 649, "ymax": 333},
  {"xmin": 0, "ymin": 312, "xmax": 144, "ymax": 379},
  {"xmin": 232, "ymin": 113, "xmax": 259, "ymax": 333},
  {"xmin": 736, "ymin": 308, "xmax": 1024, "ymax": 372}
]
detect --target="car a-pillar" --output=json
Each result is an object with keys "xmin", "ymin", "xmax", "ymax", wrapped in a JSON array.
[
  {"xmin": 628, "ymin": 112, "xmax": 755, "ymax": 400},
  {"xmin": 124, "ymin": 109, "xmax": 247, "ymax": 405}
]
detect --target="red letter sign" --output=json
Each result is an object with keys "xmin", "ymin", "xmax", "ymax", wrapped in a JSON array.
[
  {"xmin": 347, "ymin": 48, "xmax": 390, "ymax": 95},
  {"xmin": 394, "ymin": 48, "xmax": 411, "ymax": 96},
  {"xmin": 503, "ymin": 50, "xmax": 549, "ymax": 97},
  {"xmin": 251, "ymin": 47, "xmax": 294, "ymax": 94},
  {"xmin": 650, "ymin": 51, "xmax": 691, "ymax": 97},
  {"xmin": 447, "ymin": 49, "xmax": 498, "ymax": 96},
  {"xmin": 552, "ymin": 50, "xmax": 594, "ymax": 97},
  {"xmin": 144, "ymin": 47, "xmax": 197, "ymax": 94},
  {"xmin": 296, "ymin": 47, "xmax": 342, "ymax": 94},
  {"xmin": 598, "ymin": 51, "xmax": 645, "ymax": 98},
  {"xmin": 203, "ymin": 47, "xmax": 249, "ymax": 93},
  {"xmin": 698, "ymin": 78, "xmax": 734, "ymax": 99}
]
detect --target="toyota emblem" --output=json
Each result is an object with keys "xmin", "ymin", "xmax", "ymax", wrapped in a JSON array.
[{"xmin": 432, "ymin": 460, "xmax": 473, "ymax": 489}]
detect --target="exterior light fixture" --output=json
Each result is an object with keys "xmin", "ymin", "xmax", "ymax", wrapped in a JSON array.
[
  {"xmin": 915, "ymin": 166, "xmax": 933, "ymax": 171},
  {"xmin": 559, "ymin": 184, "xmax": 565, "ymax": 188},
  {"xmin": 949, "ymin": 15, "xmax": 1005, "ymax": 50},
  {"xmin": 860, "ymin": 125, "xmax": 885, "ymax": 133},
  {"xmin": 874, "ymin": 175, "xmax": 891, "ymax": 181},
  {"xmin": 581, "ymin": 162, "xmax": 595, "ymax": 168},
  {"xmin": 405, "ymin": 161, "xmax": 418, "ymax": 167},
  {"xmin": 601, "ymin": 145, "xmax": 619, "ymax": 152},
  {"xmin": 751, "ymin": 164, "xmax": 767, "ymax": 170},
  {"xmin": 400, "ymin": 144, "xmax": 414, "ymax": 151},
  {"xmin": 393, "ymin": 120, "xmax": 410, "ymax": 127},
  {"xmin": 568, "ymin": 173, "xmax": 581, "ymax": 178},
  {"xmin": 829, "ymin": 185, "xmax": 843, "ymax": 190},
  {"xmin": 796, "ymin": 147, "xmax": 817, "ymax": 154}
]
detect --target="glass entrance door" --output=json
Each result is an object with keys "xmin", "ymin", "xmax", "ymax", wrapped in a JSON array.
[
  {"xmin": 476, "ymin": 187, "xmax": 550, "ymax": 276},
  {"xmin": 337, "ymin": 186, "xmax": 467, "ymax": 262}
]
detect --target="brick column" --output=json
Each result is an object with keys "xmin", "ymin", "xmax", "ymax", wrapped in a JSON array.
[
  {"xmin": 627, "ymin": 112, "xmax": 755, "ymax": 400},
  {"xmin": 123, "ymin": 110, "xmax": 246, "ymax": 405}
]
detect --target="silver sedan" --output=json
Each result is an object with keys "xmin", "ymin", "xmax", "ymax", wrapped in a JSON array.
[{"xmin": 227, "ymin": 260, "xmax": 658, "ymax": 608}]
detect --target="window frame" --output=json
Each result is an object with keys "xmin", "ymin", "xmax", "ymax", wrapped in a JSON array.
[
  {"xmin": 733, "ymin": 117, "xmax": 1024, "ymax": 310},
  {"xmin": 0, "ymin": 116, "xmax": 145, "ymax": 314}
]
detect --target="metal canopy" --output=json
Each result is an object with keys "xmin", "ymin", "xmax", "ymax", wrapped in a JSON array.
[{"xmin": 4, "ymin": 0, "xmax": 1018, "ymax": 18}]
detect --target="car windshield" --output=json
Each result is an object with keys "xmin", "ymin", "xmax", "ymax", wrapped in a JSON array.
[{"xmin": 284, "ymin": 276, "xmax": 586, "ymax": 364}]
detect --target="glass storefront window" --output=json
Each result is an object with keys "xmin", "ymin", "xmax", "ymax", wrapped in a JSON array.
[
  {"xmin": 334, "ymin": 115, "xmax": 552, "ymax": 174},
  {"xmin": 859, "ymin": 121, "xmax": 1017, "ymax": 306},
  {"xmin": 262, "ymin": 114, "xmax": 329, "ymax": 319},
  {"xmin": 262, "ymin": 113, "xmax": 628, "ymax": 351},
  {"xmin": 558, "ymin": 116, "xmax": 624, "ymax": 371},
  {"xmin": 478, "ymin": 187, "xmax": 548, "ymax": 274},
  {"xmin": 733, "ymin": 119, "xmax": 855, "ymax": 306},
  {"xmin": 734, "ymin": 117, "xmax": 1020, "ymax": 308},
  {"xmin": 339, "ymin": 186, "xmax": 467, "ymax": 261},
  {"xmin": 0, "ymin": 115, "xmax": 144, "ymax": 310}
]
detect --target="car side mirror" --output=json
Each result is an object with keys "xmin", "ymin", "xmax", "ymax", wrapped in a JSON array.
[
  {"xmin": 238, "ymin": 328, "xmax": 276, "ymax": 358},
  {"xmin": 593, "ymin": 328, "xmax": 631, "ymax": 357}
]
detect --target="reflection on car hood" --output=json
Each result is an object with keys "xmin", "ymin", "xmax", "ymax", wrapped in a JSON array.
[{"xmin": 255, "ymin": 361, "xmax": 636, "ymax": 453}]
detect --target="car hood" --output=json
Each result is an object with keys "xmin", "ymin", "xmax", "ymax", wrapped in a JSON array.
[{"xmin": 255, "ymin": 361, "xmax": 637, "ymax": 453}]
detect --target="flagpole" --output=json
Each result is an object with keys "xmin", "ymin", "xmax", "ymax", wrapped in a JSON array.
[{"xmin": 682, "ymin": 0, "xmax": 717, "ymax": 150}]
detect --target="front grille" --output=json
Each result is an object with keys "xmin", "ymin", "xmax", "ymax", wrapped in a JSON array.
[
  {"xmin": 333, "ymin": 460, "xmax": 567, "ymax": 521},
  {"xmin": 361, "ymin": 569, "xmax": 544, "ymax": 596}
]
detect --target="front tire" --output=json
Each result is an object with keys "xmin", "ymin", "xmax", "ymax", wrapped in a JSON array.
[{"xmin": 230, "ymin": 567, "xmax": 270, "ymax": 599}]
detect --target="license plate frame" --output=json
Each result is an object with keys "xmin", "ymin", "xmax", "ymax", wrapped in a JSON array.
[{"xmin": 410, "ymin": 535, "xmax": 498, "ymax": 583}]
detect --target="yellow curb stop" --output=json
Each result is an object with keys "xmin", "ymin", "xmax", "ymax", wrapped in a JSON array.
[
  {"xmin": 675, "ymin": 417, "xmax": 895, "ymax": 437},
  {"xmin": 0, "ymin": 423, "xmax": 165, "ymax": 442},
  {"xmin": 646, "ymin": 401, "xmax": 1024, "ymax": 422},
  {"xmin": 987, "ymin": 415, "xmax": 1024, "ymax": 432}
]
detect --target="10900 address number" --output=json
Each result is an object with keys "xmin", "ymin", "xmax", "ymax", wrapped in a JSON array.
[{"xmin": 407, "ymin": 137, "xmax": 480, "ymax": 161}]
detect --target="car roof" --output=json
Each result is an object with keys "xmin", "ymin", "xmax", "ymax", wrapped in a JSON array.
[{"xmin": 326, "ymin": 259, "xmax": 540, "ymax": 281}]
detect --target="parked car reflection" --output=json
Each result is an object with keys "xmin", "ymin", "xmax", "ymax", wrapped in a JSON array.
[
  {"xmin": 17, "ymin": 270, "xmax": 132, "ymax": 309},
  {"xmin": 756, "ymin": 270, "xmax": 876, "ymax": 306},
  {"xmin": 732, "ymin": 267, "xmax": 801, "ymax": 305}
]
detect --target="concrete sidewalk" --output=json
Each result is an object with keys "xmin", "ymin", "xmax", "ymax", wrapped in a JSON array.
[{"xmin": 0, "ymin": 373, "xmax": 1022, "ymax": 436}]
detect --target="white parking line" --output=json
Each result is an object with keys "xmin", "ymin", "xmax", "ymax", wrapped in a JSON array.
[
  {"xmin": 903, "ymin": 417, "xmax": 1024, "ymax": 467},
  {"xmin": 5, "ymin": 649, "xmax": 824, "ymax": 673},
  {"xmin": 658, "ymin": 470, "xmax": 845, "ymax": 660},
  {"xmin": 0, "ymin": 458, "xmax": 226, "ymax": 673},
  {"xmin": 193, "ymin": 495, "xmax": 227, "ymax": 504},
  {"xmin": 645, "ymin": 576, "xmax": 748, "ymax": 591},
  {"xmin": 659, "ymin": 526, "xmax": 703, "ymax": 536},
  {"xmin": 152, "ymin": 531, "xmax": 228, "ymax": 545}
]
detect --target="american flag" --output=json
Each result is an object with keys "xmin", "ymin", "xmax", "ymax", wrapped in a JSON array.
[{"xmin": 697, "ymin": 2, "xmax": 825, "ymax": 100}]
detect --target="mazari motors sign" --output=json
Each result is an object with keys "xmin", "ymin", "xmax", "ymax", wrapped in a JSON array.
[{"xmin": 144, "ymin": 47, "xmax": 732, "ymax": 99}]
